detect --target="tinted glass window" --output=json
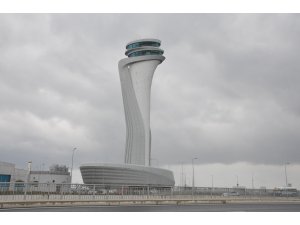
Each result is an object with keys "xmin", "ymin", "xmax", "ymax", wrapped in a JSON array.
[
  {"xmin": 126, "ymin": 41, "xmax": 160, "ymax": 49},
  {"xmin": 128, "ymin": 50, "xmax": 163, "ymax": 57}
]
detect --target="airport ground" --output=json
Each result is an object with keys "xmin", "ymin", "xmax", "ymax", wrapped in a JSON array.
[
  {"xmin": 1, "ymin": 184, "xmax": 300, "ymax": 212},
  {"xmin": 1, "ymin": 202, "xmax": 300, "ymax": 212}
]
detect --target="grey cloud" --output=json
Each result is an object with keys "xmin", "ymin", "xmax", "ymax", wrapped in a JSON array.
[{"xmin": 0, "ymin": 14, "xmax": 299, "ymax": 171}]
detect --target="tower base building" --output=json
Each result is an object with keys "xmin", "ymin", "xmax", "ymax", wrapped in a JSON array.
[{"xmin": 80, "ymin": 163, "xmax": 174, "ymax": 186}]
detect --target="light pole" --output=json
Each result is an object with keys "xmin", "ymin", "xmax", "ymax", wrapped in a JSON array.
[
  {"xmin": 70, "ymin": 147, "xmax": 77, "ymax": 184},
  {"xmin": 26, "ymin": 161, "xmax": 32, "ymax": 183},
  {"xmin": 211, "ymin": 175, "xmax": 214, "ymax": 198},
  {"xmin": 284, "ymin": 162, "xmax": 290, "ymax": 187},
  {"xmin": 180, "ymin": 163, "xmax": 184, "ymax": 188},
  {"xmin": 192, "ymin": 157, "xmax": 198, "ymax": 195}
]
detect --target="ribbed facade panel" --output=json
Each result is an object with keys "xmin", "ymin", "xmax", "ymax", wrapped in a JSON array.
[{"xmin": 80, "ymin": 163, "xmax": 175, "ymax": 186}]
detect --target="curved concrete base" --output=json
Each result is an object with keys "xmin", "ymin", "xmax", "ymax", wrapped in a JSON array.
[{"xmin": 80, "ymin": 163, "xmax": 175, "ymax": 187}]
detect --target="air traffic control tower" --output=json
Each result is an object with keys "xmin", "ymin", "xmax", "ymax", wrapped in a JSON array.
[
  {"xmin": 119, "ymin": 39, "xmax": 165, "ymax": 166},
  {"xmin": 80, "ymin": 39, "xmax": 175, "ymax": 187}
]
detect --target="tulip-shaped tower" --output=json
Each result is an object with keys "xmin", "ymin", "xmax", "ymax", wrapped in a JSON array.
[
  {"xmin": 118, "ymin": 39, "xmax": 165, "ymax": 166},
  {"xmin": 80, "ymin": 39, "xmax": 174, "ymax": 187}
]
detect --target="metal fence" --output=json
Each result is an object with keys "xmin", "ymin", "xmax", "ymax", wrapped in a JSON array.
[{"xmin": 0, "ymin": 182, "xmax": 299, "ymax": 202}]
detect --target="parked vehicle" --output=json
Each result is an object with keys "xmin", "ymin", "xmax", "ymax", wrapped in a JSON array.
[
  {"xmin": 222, "ymin": 191, "xmax": 240, "ymax": 197},
  {"xmin": 273, "ymin": 187, "xmax": 298, "ymax": 197}
]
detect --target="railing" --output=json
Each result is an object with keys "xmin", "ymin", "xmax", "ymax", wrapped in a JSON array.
[{"xmin": 0, "ymin": 182, "xmax": 299, "ymax": 202}]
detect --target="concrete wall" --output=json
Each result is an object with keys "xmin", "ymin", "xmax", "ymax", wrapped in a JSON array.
[
  {"xmin": 0, "ymin": 162, "xmax": 27, "ymax": 182},
  {"xmin": 12, "ymin": 168, "xmax": 27, "ymax": 182},
  {"xmin": 30, "ymin": 172, "xmax": 71, "ymax": 184},
  {"xmin": 0, "ymin": 161, "xmax": 15, "ymax": 177}
]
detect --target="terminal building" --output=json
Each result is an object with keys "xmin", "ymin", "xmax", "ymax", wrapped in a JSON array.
[
  {"xmin": 80, "ymin": 39, "xmax": 175, "ymax": 187},
  {"xmin": 0, "ymin": 161, "xmax": 27, "ymax": 183},
  {"xmin": 0, "ymin": 161, "xmax": 70, "ymax": 192}
]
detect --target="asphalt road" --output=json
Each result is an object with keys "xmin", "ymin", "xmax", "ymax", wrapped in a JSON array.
[{"xmin": 1, "ymin": 203, "xmax": 300, "ymax": 212}]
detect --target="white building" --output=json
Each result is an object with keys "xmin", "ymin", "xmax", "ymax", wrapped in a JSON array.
[
  {"xmin": 0, "ymin": 161, "xmax": 27, "ymax": 183},
  {"xmin": 29, "ymin": 165, "xmax": 71, "ymax": 192},
  {"xmin": 30, "ymin": 165, "xmax": 71, "ymax": 184},
  {"xmin": 0, "ymin": 162, "xmax": 71, "ymax": 184},
  {"xmin": 1, "ymin": 161, "xmax": 71, "ymax": 192}
]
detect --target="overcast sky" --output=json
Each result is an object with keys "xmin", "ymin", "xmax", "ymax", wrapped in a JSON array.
[{"xmin": 0, "ymin": 14, "xmax": 299, "ymax": 188}]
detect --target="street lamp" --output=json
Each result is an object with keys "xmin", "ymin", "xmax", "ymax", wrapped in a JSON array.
[
  {"xmin": 180, "ymin": 163, "xmax": 184, "ymax": 187},
  {"xmin": 211, "ymin": 175, "xmax": 214, "ymax": 198},
  {"xmin": 26, "ymin": 161, "xmax": 32, "ymax": 183},
  {"xmin": 192, "ymin": 157, "xmax": 198, "ymax": 195},
  {"xmin": 284, "ymin": 162, "xmax": 290, "ymax": 187},
  {"xmin": 70, "ymin": 147, "xmax": 77, "ymax": 183}
]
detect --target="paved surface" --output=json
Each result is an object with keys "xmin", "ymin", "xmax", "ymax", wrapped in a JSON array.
[{"xmin": 1, "ymin": 203, "xmax": 300, "ymax": 212}]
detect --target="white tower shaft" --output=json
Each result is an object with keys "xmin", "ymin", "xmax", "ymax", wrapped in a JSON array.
[{"xmin": 119, "ymin": 55, "xmax": 164, "ymax": 166}]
